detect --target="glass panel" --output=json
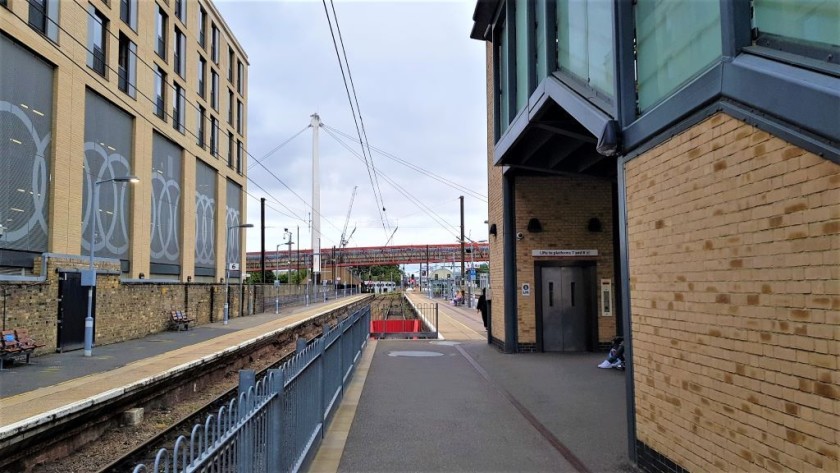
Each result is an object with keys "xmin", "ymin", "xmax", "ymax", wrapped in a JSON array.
[
  {"xmin": 156, "ymin": 7, "xmax": 167, "ymax": 59},
  {"xmin": 535, "ymin": 0, "xmax": 547, "ymax": 81},
  {"xmin": 87, "ymin": 6, "xmax": 106, "ymax": 76},
  {"xmin": 195, "ymin": 160, "xmax": 216, "ymax": 271},
  {"xmin": 557, "ymin": 0, "xmax": 614, "ymax": 98},
  {"xmin": 82, "ymin": 91, "xmax": 134, "ymax": 263},
  {"xmin": 514, "ymin": 0, "xmax": 529, "ymax": 113},
  {"xmin": 754, "ymin": 0, "xmax": 839, "ymax": 56},
  {"xmin": 635, "ymin": 0, "xmax": 721, "ymax": 112},
  {"xmin": 29, "ymin": 0, "xmax": 46, "ymax": 34},
  {"xmin": 197, "ymin": 106, "xmax": 205, "ymax": 147},
  {"xmin": 498, "ymin": 15, "xmax": 510, "ymax": 136},
  {"xmin": 150, "ymin": 132, "xmax": 182, "ymax": 268},
  {"xmin": 0, "ymin": 35, "xmax": 53, "ymax": 255}
]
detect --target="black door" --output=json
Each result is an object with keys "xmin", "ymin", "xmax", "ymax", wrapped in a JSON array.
[{"xmin": 57, "ymin": 272, "xmax": 95, "ymax": 352}]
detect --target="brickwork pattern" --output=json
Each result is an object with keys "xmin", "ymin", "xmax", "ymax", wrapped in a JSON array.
[
  {"xmin": 485, "ymin": 42, "xmax": 506, "ymax": 344},
  {"xmin": 0, "ymin": 255, "xmax": 285, "ymax": 354},
  {"xmin": 514, "ymin": 175, "xmax": 616, "ymax": 345},
  {"xmin": 625, "ymin": 113, "xmax": 840, "ymax": 472}
]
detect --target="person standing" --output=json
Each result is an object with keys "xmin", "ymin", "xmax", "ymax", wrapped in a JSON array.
[{"xmin": 477, "ymin": 289, "xmax": 488, "ymax": 329}]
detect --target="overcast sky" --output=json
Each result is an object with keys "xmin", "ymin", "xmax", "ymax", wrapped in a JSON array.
[{"xmin": 215, "ymin": 0, "xmax": 489, "ymax": 257}]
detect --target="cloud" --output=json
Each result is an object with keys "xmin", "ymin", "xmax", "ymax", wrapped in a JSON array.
[{"xmin": 216, "ymin": 1, "xmax": 489, "ymax": 255}]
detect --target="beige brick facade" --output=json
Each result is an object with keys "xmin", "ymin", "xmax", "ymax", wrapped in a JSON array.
[
  {"xmin": 626, "ymin": 113, "xmax": 840, "ymax": 472},
  {"xmin": 513, "ymin": 175, "xmax": 616, "ymax": 347},
  {"xmin": 0, "ymin": 0, "xmax": 248, "ymax": 281},
  {"xmin": 485, "ymin": 42, "xmax": 506, "ymax": 346}
]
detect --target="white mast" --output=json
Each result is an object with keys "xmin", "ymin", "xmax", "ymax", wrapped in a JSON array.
[{"xmin": 311, "ymin": 113, "xmax": 321, "ymax": 283}]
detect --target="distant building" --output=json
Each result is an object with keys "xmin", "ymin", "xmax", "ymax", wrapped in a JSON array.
[
  {"xmin": 0, "ymin": 0, "xmax": 248, "ymax": 281},
  {"xmin": 431, "ymin": 267, "xmax": 453, "ymax": 280},
  {"xmin": 471, "ymin": 1, "xmax": 838, "ymax": 472}
]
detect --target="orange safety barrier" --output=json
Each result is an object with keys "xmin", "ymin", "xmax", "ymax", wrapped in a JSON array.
[{"xmin": 370, "ymin": 319, "xmax": 420, "ymax": 333}]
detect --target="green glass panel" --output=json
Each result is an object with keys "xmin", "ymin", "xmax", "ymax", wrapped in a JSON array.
[
  {"xmin": 586, "ymin": 0, "xmax": 613, "ymax": 96},
  {"xmin": 754, "ymin": 0, "xmax": 839, "ymax": 48},
  {"xmin": 535, "ymin": 0, "xmax": 547, "ymax": 80},
  {"xmin": 556, "ymin": 0, "xmax": 615, "ymax": 98},
  {"xmin": 499, "ymin": 17, "xmax": 510, "ymax": 136},
  {"xmin": 636, "ymin": 0, "xmax": 721, "ymax": 112},
  {"xmin": 515, "ymin": 0, "xmax": 529, "ymax": 113}
]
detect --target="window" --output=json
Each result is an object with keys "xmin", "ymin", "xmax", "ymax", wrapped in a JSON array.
[
  {"xmin": 210, "ymin": 116, "xmax": 218, "ymax": 156},
  {"xmin": 210, "ymin": 70, "xmax": 219, "ymax": 110},
  {"xmin": 514, "ymin": 0, "xmax": 529, "ymax": 111},
  {"xmin": 28, "ymin": 0, "xmax": 58, "ymax": 41},
  {"xmin": 87, "ymin": 6, "xmax": 108, "ymax": 77},
  {"xmin": 753, "ymin": 0, "xmax": 840, "ymax": 65},
  {"xmin": 118, "ymin": 33, "xmax": 137, "ymax": 97},
  {"xmin": 495, "ymin": 13, "xmax": 511, "ymax": 138},
  {"xmin": 237, "ymin": 60, "xmax": 244, "ymax": 94},
  {"xmin": 635, "ymin": 0, "xmax": 721, "ymax": 112},
  {"xmin": 198, "ymin": 57, "xmax": 206, "ymax": 98},
  {"xmin": 198, "ymin": 7, "xmax": 207, "ymax": 48},
  {"xmin": 211, "ymin": 24, "xmax": 219, "ymax": 63},
  {"xmin": 174, "ymin": 0, "xmax": 186, "ymax": 22},
  {"xmin": 227, "ymin": 89, "xmax": 234, "ymax": 124},
  {"xmin": 227, "ymin": 131, "xmax": 233, "ymax": 167},
  {"xmin": 156, "ymin": 5, "xmax": 168, "ymax": 60},
  {"xmin": 228, "ymin": 47, "xmax": 234, "ymax": 81},
  {"xmin": 173, "ymin": 83, "xmax": 185, "ymax": 133},
  {"xmin": 197, "ymin": 106, "xmax": 206, "ymax": 147},
  {"xmin": 236, "ymin": 100, "xmax": 243, "ymax": 134},
  {"xmin": 556, "ymin": 0, "xmax": 615, "ymax": 99},
  {"xmin": 120, "ymin": 0, "xmax": 137, "ymax": 30},
  {"xmin": 154, "ymin": 67, "xmax": 166, "ymax": 120},
  {"xmin": 236, "ymin": 140, "xmax": 242, "ymax": 174},
  {"xmin": 29, "ymin": 0, "xmax": 47, "ymax": 33},
  {"xmin": 174, "ymin": 28, "xmax": 185, "ymax": 77}
]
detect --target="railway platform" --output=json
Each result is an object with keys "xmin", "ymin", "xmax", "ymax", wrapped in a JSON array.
[
  {"xmin": 312, "ymin": 292, "xmax": 635, "ymax": 473},
  {"xmin": 1, "ymin": 292, "xmax": 633, "ymax": 472}
]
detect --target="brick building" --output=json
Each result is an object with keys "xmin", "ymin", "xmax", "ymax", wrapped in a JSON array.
[
  {"xmin": 471, "ymin": 1, "xmax": 838, "ymax": 471},
  {"xmin": 1, "ymin": 0, "xmax": 249, "ymax": 350}
]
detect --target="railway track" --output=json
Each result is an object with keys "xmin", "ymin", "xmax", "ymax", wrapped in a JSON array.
[{"xmin": 96, "ymin": 350, "xmax": 296, "ymax": 473}]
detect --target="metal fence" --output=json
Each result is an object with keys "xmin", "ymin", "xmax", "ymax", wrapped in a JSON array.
[
  {"xmin": 263, "ymin": 285, "xmax": 360, "ymax": 314},
  {"xmin": 132, "ymin": 304, "xmax": 371, "ymax": 473},
  {"xmin": 404, "ymin": 299, "xmax": 439, "ymax": 340}
]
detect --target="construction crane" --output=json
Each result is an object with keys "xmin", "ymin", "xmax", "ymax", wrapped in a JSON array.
[{"xmin": 340, "ymin": 186, "xmax": 358, "ymax": 249}]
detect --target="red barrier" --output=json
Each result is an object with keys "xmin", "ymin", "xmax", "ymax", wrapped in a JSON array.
[{"xmin": 371, "ymin": 319, "xmax": 420, "ymax": 333}]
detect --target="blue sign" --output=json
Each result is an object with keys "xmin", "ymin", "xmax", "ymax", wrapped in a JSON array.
[{"xmin": 468, "ymin": 268, "xmax": 476, "ymax": 280}]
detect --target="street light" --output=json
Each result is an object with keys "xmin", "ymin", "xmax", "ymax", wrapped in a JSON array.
[
  {"xmin": 224, "ymin": 223, "xmax": 253, "ymax": 325},
  {"xmin": 84, "ymin": 175, "xmax": 139, "ymax": 357}
]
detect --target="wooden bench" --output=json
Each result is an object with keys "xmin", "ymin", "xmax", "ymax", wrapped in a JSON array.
[
  {"xmin": 1, "ymin": 329, "xmax": 33, "ymax": 370},
  {"xmin": 168, "ymin": 310, "xmax": 195, "ymax": 331},
  {"xmin": 15, "ymin": 328, "xmax": 46, "ymax": 351}
]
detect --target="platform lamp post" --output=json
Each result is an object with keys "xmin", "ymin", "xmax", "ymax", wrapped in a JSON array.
[
  {"xmin": 224, "ymin": 223, "xmax": 253, "ymax": 325},
  {"xmin": 84, "ymin": 175, "xmax": 139, "ymax": 357}
]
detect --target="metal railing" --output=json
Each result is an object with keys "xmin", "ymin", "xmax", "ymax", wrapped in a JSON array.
[
  {"xmin": 132, "ymin": 304, "xmax": 371, "ymax": 473},
  {"xmin": 264, "ymin": 285, "xmax": 359, "ymax": 314}
]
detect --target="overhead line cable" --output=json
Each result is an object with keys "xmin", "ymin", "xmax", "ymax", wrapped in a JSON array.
[
  {"xmin": 320, "ymin": 0, "xmax": 389, "ymax": 234},
  {"xmin": 323, "ymin": 128, "xmax": 461, "ymax": 240},
  {"xmin": 324, "ymin": 125, "xmax": 487, "ymax": 201},
  {"xmin": 328, "ymin": 0, "xmax": 387, "ymax": 220},
  {"xmin": 247, "ymin": 126, "xmax": 309, "ymax": 170}
]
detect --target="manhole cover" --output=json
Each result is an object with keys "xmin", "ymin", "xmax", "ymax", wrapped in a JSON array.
[
  {"xmin": 388, "ymin": 351, "xmax": 444, "ymax": 357},
  {"xmin": 430, "ymin": 341, "xmax": 461, "ymax": 346}
]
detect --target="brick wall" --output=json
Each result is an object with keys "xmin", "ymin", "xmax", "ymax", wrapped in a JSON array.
[
  {"xmin": 513, "ymin": 175, "xmax": 616, "ymax": 346},
  {"xmin": 485, "ymin": 42, "xmax": 506, "ymax": 345},
  {"xmin": 625, "ymin": 113, "xmax": 839, "ymax": 472},
  {"xmin": 0, "ymin": 255, "xmax": 298, "ymax": 354}
]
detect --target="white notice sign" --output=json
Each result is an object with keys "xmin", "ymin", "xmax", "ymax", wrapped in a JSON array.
[{"xmin": 532, "ymin": 249, "xmax": 598, "ymax": 257}]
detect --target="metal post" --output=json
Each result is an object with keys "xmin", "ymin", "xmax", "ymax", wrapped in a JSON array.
[
  {"xmin": 260, "ymin": 198, "xmax": 266, "ymax": 283},
  {"xmin": 267, "ymin": 368, "xmax": 283, "ymax": 471},
  {"xmin": 311, "ymin": 113, "xmax": 322, "ymax": 286},
  {"xmin": 224, "ymin": 226, "xmax": 231, "ymax": 325},
  {"xmin": 84, "ymin": 176, "xmax": 137, "ymax": 357},
  {"xmin": 83, "ymin": 183, "xmax": 99, "ymax": 357},
  {"xmin": 275, "ymin": 244, "xmax": 280, "ymax": 314}
]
